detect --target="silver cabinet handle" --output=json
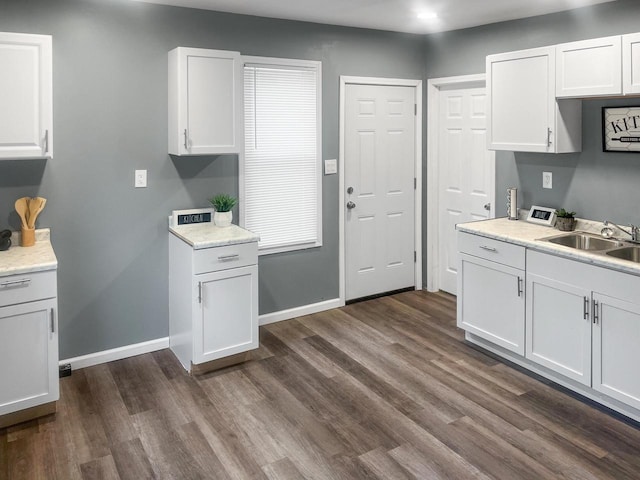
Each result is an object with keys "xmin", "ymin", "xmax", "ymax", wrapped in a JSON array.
[
  {"xmin": 50, "ymin": 308, "xmax": 55, "ymax": 333},
  {"xmin": 517, "ymin": 276, "xmax": 523, "ymax": 297},
  {"xmin": 479, "ymin": 245, "xmax": 497, "ymax": 252},
  {"xmin": 218, "ymin": 254, "xmax": 240, "ymax": 261},
  {"xmin": 593, "ymin": 299, "xmax": 599, "ymax": 324},
  {"xmin": 0, "ymin": 278, "xmax": 31, "ymax": 288},
  {"xmin": 198, "ymin": 281, "xmax": 202, "ymax": 304},
  {"xmin": 184, "ymin": 129, "xmax": 188, "ymax": 150},
  {"xmin": 547, "ymin": 127, "xmax": 552, "ymax": 147},
  {"xmin": 44, "ymin": 130, "xmax": 49, "ymax": 154},
  {"xmin": 583, "ymin": 296, "xmax": 589, "ymax": 320}
]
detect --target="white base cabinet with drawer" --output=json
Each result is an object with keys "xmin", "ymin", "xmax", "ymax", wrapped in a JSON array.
[
  {"xmin": 169, "ymin": 233, "xmax": 258, "ymax": 373},
  {"xmin": 0, "ymin": 271, "xmax": 58, "ymax": 427},
  {"xmin": 457, "ymin": 232, "xmax": 525, "ymax": 355}
]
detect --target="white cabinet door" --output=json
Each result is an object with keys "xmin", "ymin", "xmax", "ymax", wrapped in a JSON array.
[
  {"xmin": 592, "ymin": 293, "xmax": 640, "ymax": 410},
  {"xmin": 526, "ymin": 273, "xmax": 592, "ymax": 386},
  {"xmin": 458, "ymin": 253, "xmax": 525, "ymax": 354},
  {"xmin": 195, "ymin": 264, "xmax": 258, "ymax": 364},
  {"xmin": 0, "ymin": 298, "xmax": 58, "ymax": 416},
  {"xmin": 623, "ymin": 32, "xmax": 640, "ymax": 95},
  {"xmin": 556, "ymin": 36, "xmax": 622, "ymax": 98},
  {"xmin": 168, "ymin": 47, "xmax": 243, "ymax": 155},
  {"xmin": 0, "ymin": 32, "xmax": 52, "ymax": 159},
  {"xmin": 487, "ymin": 47, "xmax": 581, "ymax": 153}
]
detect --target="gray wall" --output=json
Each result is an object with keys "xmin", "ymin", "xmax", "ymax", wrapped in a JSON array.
[
  {"xmin": 0, "ymin": 0, "xmax": 424, "ymax": 359},
  {"xmin": 424, "ymin": 0, "xmax": 640, "ymax": 225}
]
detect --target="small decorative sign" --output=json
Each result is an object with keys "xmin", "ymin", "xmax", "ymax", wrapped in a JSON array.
[
  {"xmin": 177, "ymin": 212, "xmax": 211, "ymax": 225},
  {"xmin": 603, "ymin": 106, "xmax": 640, "ymax": 153}
]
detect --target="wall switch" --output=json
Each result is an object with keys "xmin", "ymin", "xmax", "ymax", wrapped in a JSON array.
[
  {"xmin": 324, "ymin": 159, "xmax": 337, "ymax": 175},
  {"xmin": 135, "ymin": 169, "xmax": 147, "ymax": 188},
  {"xmin": 543, "ymin": 171, "xmax": 552, "ymax": 189}
]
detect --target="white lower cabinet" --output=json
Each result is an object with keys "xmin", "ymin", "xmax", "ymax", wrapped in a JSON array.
[
  {"xmin": 526, "ymin": 271, "xmax": 592, "ymax": 385},
  {"xmin": 0, "ymin": 270, "xmax": 58, "ymax": 427},
  {"xmin": 457, "ymin": 233, "xmax": 525, "ymax": 355},
  {"xmin": 169, "ymin": 233, "xmax": 258, "ymax": 373},
  {"xmin": 459, "ymin": 230, "xmax": 640, "ymax": 421},
  {"xmin": 592, "ymin": 293, "xmax": 640, "ymax": 410}
]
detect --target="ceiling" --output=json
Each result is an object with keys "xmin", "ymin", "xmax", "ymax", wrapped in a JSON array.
[{"xmin": 132, "ymin": 0, "xmax": 617, "ymax": 34}]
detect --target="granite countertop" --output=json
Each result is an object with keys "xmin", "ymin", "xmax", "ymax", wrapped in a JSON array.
[
  {"xmin": 0, "ymin": 228, "xmax": 58, "ymax": 277},
  {"xmin": 169, "ymin": 223, "xmax": 260, "ymax": 250},
  {"xmin": 457, "ymin": 216, "xmax": 640, "ymax": 277}
]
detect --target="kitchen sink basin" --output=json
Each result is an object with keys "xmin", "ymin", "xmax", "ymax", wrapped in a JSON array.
[
  {"xmin": 543, "ymin": 232, "xmax": 623, "ymax": 251},
  {"xmin": 606, "ymin": 246, "xmax": 640, "ymax": 263}
]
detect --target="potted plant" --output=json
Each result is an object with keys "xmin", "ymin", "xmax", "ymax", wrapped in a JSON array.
[
  {"xmin": 555, "ymin": 208, "xmax": 577, "ymax": 231},
  {"xmin": 209, "ymin": 193, "xmax": 237, "ymax": 227}
]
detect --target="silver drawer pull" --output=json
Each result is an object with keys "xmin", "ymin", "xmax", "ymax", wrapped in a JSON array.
[
  {"xmin": 479, "ymin": 245, "xmax": 497, "ymax": 252},
  {"xmin": 218, "ymin": 254, "xmax": 240, "ymax": 262},
  {"xmin": 0, "ymin": 278, "xmax": 31, "ymax": 288}
]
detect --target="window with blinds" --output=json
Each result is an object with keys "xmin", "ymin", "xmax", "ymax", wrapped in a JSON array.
[{"xmin": 242, "ymin": 58, "xmax": 322, "ymax": 254}]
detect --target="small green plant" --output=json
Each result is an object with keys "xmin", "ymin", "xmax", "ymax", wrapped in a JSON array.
[
  {"xmin": 556, "ymin": 208, "xmax": 576, "ymax": 219},
  {"xmin": 209, "ymin": 194, "xmax": 237, "ymax": 212}
]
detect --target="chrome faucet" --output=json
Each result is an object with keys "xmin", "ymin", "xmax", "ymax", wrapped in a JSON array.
[{"xmin": 604, "ymin": 220, "xmax": 640, "ymax": 242}]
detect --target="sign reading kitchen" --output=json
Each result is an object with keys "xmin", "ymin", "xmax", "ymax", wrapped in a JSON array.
[{"xmin": 603, "ymin": 106, "xmax": 640, "ymax": 153}]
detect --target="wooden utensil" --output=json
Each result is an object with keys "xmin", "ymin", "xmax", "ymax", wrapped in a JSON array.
[
  {"xmin": 14, "ymin": 197, "xmax": 29, "ymax": 228},
  {"xmin": 27, "ymin": 197, "xmax": 46, "ymax": 229}
]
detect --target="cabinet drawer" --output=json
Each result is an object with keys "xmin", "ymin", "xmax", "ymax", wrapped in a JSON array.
[
  {"xmin": 0, "ymin": 270, "xmax": 57, "ymax": 307},
  {"xmin": 458, "ymin": 232, "xmax": 525, "ymax": 269},
  {"xmin": 193, "ymin": 242, "xmax": 257, "ymax": 274}
]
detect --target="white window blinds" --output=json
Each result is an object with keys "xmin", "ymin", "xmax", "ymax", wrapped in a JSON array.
[{"xmin": 243, "ymin": 60, "xmax": 322, "ymax": 253}]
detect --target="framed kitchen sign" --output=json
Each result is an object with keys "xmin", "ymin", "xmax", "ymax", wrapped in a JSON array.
[{"xmin": 603, "ymin": 106, "xmax": 640, "ymax": 152}]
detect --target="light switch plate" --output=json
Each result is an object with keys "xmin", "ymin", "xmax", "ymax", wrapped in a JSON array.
[
  {"xmin": 324, "ymin": 159, "xmax": 337, "ymax": 175},
  {"xmin": 135, "ymin": 169, "xmax": 147, "ymax": 188}
]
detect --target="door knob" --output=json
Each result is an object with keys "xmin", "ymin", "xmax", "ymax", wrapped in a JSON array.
[
  {"xmin": 347, "ymin": 186, "xmax": 354, "ymax": 194},
  {"xmin": 484, "ymin": 203, "xmax": 491, "ymax": 211},
  {"xmin": 347, "ymin": 201, "xmax": 356, "ymax": 210}
]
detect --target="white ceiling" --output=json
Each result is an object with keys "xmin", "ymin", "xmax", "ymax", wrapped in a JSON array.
[{"xmin": 132, "ymin": 0, "xmax": 617, "ymax": 34}]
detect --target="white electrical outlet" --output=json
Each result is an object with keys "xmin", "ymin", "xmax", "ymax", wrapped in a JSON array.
[
  {"xmin": 543, "ymin": 171, "xmax": 552, "ymax": 189},
  {"xmin": 135, "ymin": 169, "xmax": 147, "ymax": 188}
]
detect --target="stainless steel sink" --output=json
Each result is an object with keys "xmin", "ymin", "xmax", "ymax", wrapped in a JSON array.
[
  {"xmin": 543, "ymin": 232, "xmax": 623, "ymax": 251},
  {"xmin": 606, "ymin": 246, "xmax": 640, "ymax": 263}
]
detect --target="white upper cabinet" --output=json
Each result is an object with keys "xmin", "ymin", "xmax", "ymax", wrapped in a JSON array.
[
  {"xmin": 623, "ymin": 32, "xmax": 640, "ymax": 95},
  {"xmin": 487, "ymin": 47, "xmax": 581, "ymax": 153},
  {"xmin": 0, "ymin": 32, "xmax": 52, "ymax": 160},
  {"xmin": 168, "ymin": 47, "xmax": 243, "ymax": 156},
  {"xmin": 556, "ymin": 36, "xmax": 622, "ymax": 98}
]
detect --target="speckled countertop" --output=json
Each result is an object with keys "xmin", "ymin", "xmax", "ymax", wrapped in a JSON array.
[
  {"xmin": 169, "ymin": 223, "xmax": 260, "ymax": 250},
  {"xmin": 0, "ymin": 228, "xmax": 58, "ymax": 277},
  {"xmin": 457, "ymin": 216, "xmax": 640, "ymax": 277}
]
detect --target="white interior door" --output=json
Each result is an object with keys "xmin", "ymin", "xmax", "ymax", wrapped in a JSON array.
[
  {"xmin": 344, "ymin": 84, "xmax": 416, "ymax": 301},
  {"xmin": 438, "ymin": 85, "xmax": 494, "ymax": 295}
]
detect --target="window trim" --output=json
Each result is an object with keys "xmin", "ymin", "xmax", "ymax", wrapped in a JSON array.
[{"xmin": 240, "ymin": 55, "xmax": 323, "ymax": 256}]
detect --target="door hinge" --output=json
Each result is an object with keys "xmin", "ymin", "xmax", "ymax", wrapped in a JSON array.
[
  {"xmin": 414, "ymin": 251, "xmax": 417, "ymax": 262},
  {"xmin": 414, "ymin": 104, "xmax": 417, "ymax": 115},
  {"xmin": 414, "ymin": 177, "xmax": 417, "ymax": 189}
]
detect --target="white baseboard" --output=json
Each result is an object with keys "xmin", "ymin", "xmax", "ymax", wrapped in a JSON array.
[
  {"xmin": 59, "ymin": 337, "xmax": 170, "ymax": 371},
  {"xmin": 259, "ymin": 298, "xmax": 343, "ymax": 326}
]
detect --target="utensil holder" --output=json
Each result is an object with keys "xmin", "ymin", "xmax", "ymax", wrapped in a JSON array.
[{"xmin": 21, "ymin": 227, "xmax": 35, "ymax": 247}]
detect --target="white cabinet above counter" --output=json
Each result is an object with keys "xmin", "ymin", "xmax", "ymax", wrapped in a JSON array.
[
  {"xmin": 168, "ymin": 47, "xmax": 243, "ymax": 156},
  {"xmin": 0, "ymin": 32, "xmax": 53, "ymax": 160}
]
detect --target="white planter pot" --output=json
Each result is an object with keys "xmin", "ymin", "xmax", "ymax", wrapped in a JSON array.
[{"xmin": 214, "ymin": 211, "xmax": 233, "ymax": 227}]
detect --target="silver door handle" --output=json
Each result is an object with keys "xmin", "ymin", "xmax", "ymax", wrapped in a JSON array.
[
  {"xmin": 484, "ymin": 203, "xmax": 491, "ymax": 211},
  {"xmin": 0, "ymin": 278, "xmax": 31, "ymax": 288},
  {"xmin": 593, "ymin": 299, "xmax": 599, "ymax": 324},
  {"xmin": 479, "ymin": 245, "xmax": 497, "ymax": 252},
  {"xmin": 347, "ymin": 201, "xmax": 356, "ymax": 210},
  {"xmin": 50, "ymin": 308, "xmax": 55, "ymax": 334},
  {"xmin": 44, "ymin": 130, "xmax": 49, "ymax": 154},
  {"xmin": 218, "ymin": 254, "xmax": 240, "ymax": 261},
  {"xmin": 547, "ymin": 127, "xmax": 552, "ymax": 147},
  {"xmin": 583, "ymin": 296, "xmax": 589, "ymax": 320},
  {"xmin": 184, "ymin": 129, "xmax": 188, "ymax": 150},
  {"xmin": 517, "ymin": 276, "xmax": 523, "ymax": 297}
]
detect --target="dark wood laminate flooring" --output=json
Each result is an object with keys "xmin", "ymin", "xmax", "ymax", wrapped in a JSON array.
[{"xmin": 2, "ymin": 291, "xmax": 640, "ymax": 479}]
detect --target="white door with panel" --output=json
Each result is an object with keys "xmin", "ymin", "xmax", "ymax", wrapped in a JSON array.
[
  {"xmin": 592, "ymin": 293, "xmax": 640, "ymax": 410},
  {"xmin": 526, "ymin": 273, "xmax": 592, "ymax": 386},
  {"xmin": 0, "ymin": 32, "xmax": 52, "ymax": 159},
  {"xmin": 344, "ymin": 84, "xmax": 415, "ymax": 301},
  {"xmin": 438, "ymin": 86, "xmax": 494, "ymax": 294}
]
